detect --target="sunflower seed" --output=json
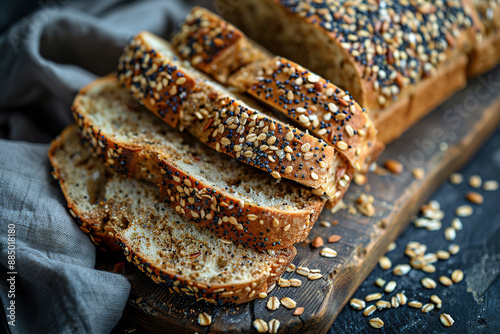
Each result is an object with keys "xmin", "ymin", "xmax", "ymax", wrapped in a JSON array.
[
  {"xmin": 253, "ymin": 319, "xmax": 268, "ymax": 333},
  {"xmin": 439, "ymin": 276, "xmax": 453, "ymax": 287},
  {"xmin": 365, "ymin": 293, "xmax": 383, "ymax": 302},
  {"xmin": 369, "ymin": 317, "xmax": 384, "ymax": 328},
  {"xmin": 483, "ymin": 180, "xmax": 498, "ymax": 191},
  {"xmin": 268, "ymin": 319, "xmax": 280, "ymax": 334},
  {"xmin": 421, "ymin": 303, "xmax": 435, "ymax": 313},
  {"xmin": 387, "ymin": 242, "xmax": 397, "ymax": 252},
  {"xmin": 436, "ymin": 250, "xmax": 450, "ymax": 260},
  {"xmin": 421, "ymin": 277, "xmax": 437, "ymax": 289},
  {"xmin": 293, "ymin": 307, "xmax": 305, "ymax": 316},
  {"xmin": 422, "ymin": 264, "xmax": 436, "ymax": 273},
  {"xmin": 448, "ymin": 244, "xmax": 460, "ymax": 255},
  {"xmin": 289, "ymin": 278, "xmax": 302, "ymax": 287},
  {"xmin": 363, "ymin": 305, "xmax": 377, "ymax": 316},
  {"xmin": 466, "ymin": 192, "xmax": 484, "ymax": 204},
  {"xmin": 281, "ymin": 297, "xmax": 296, "ymax": 309},
  {"xmin": 267, "ymin": 296, "xmax": 280, "ymax": 311},
  {"xmin": 198, "ymin": 312, "xmax": 211, "ymax": 326},
  {"xmin": 440, "ymin": 313, "xmax": 454, "ymax": 327},
  {"xmin": 350, "ymin": 298, "xmax": 366, "ymax": 310},
  {"xmin": 393, "ymin": 264, "xmax": 411, "ymax": 276},
  {"xmin": 259, "ymin": 292, "xmax": 268, "ymax": 299},
  {"xmin": 451, "ymin": 269, "xmax": 464, "ymax": 283},
  {"xmin": 451, "ymin": 218, "xmax": 463, "ymax": 231},
  {"xmin": 384, "ymin": 281, "xmax": 397, "ymax": 293}
]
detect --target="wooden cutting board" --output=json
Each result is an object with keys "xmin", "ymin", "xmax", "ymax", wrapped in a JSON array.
[{"xmin": 99, "ymin": 65, "xmax": 500, "ymax": 334}]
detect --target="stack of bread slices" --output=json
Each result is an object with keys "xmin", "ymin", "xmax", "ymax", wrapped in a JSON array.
[{"xmin": 49, "ymin": 7, "xmax": 380, "ymax": 304}]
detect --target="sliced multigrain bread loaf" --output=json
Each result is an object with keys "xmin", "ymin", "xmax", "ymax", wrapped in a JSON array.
[
  {"xmin": 117, "ymin": 31, "xmax": 345, "ymax": 195},
  {"xmin": 171, "ymin": 7, "xmax": 382, "ymax": 172},
  {"xmin": 215, "ymin": 0, "xmax": 482, "ymax": 143},
  {"xmin": 48, "ymin": 125, "xmax": 295, "ymax": 304},
  {"xmin": 72, "ymin": 75, "xmax": 334, "ymax": 250}
]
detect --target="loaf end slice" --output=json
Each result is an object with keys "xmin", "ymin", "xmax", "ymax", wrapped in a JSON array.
[{"xmin": 49, "ymin": 125, "xmax": 295, "ymax": 304}]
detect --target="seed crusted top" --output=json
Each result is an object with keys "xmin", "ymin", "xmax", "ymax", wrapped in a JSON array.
[
  {"xmin": 172, "ymin": 6, "xmax": 269, "ymax": 83},
  {"xmin": 276, "ymin": 0, "xmax": 480, "ymax": 108}
]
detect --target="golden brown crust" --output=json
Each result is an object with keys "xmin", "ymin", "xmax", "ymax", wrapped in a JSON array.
[
  {"xmin": 72, "ymin": 76, "xmax": 327, "ymax": 251},
  {"xmin": 117, "ymin": 237, "xmax": 296, "ymax": 304},
  {"xmin": 118, "ymin": 32, "xmax": 340, "ymax": 194},
  {"xmin": 172, "ymin": 6, "xmax": 271, "ymax": 83}
]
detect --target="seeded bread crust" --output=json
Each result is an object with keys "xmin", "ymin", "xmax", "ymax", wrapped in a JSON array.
[
  {"xmin": 72, "ymin": 76, "xmax": 328, "ymax": 250},
  {"xmin": 468, "ymin": 0, "xmax": 500, "ymax": 76},
  {"xmin": 171, "ymin": 7, "xmax": 380, "ymax": 172},
  {"xmin": 48, "ymin": 125, "xmax": 295, "ymax": 304},
  {"xmin": 118, "ymin": 32, "xmax": 342, "ymax": 194},
  {"xmin": 216, "ymin": 0, "xmax": 483, "ymax": 143},
  {"xmin": 172, "ymin": 6, "xmax": 272, "ymax": 83}
]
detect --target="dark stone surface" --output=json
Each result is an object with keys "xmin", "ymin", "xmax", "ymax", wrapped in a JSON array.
[{"xmin": 332, "ymin": 128, "xmax": 500, "ymax": 334}]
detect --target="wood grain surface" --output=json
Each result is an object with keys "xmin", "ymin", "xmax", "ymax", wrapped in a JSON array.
[{"xmin": 102, "ymin": 66, "xmax": 500, "ymax": 334}]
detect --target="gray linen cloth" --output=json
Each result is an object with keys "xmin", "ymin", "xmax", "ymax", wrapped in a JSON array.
[{"xmin": 0, "ymin": 1, "xmax": 197, "ymax": 332}]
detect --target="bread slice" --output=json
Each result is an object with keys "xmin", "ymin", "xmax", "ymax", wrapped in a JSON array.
[
  {"xmin": 72, "ymin": 75, "xmax": 330, "ymax": 251},
  {"xmin": 117, "ymin": 31, "xmax": 344, "ymax": 194},
  {"xmin": 172, "ymin": 7, "xmax": 381, "ymax": 172},
  {"xmin": 215, "ymin": 0, "xmax": 482, "ymax": 143},
  {"xmin": 48, "ymin": 125, "xmax": 295, "ymax": 304}
]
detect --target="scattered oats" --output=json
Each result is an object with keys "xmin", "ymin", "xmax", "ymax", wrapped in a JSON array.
[
  {"xmin": 363, "ymin": 305, "xmax": 377, "ymax": 317},
  {"xmin": 449, "ymin": 244, "xmax": 460, "ymax": 255},
  {"xmin": 369, "ymin": 317, "xmax": 384, "ymax": 329},
  {"xmin": 356, "ymin": 193, "xmax": 375, "ymax": 217},
  {"xmin": 384, "ymin": 281, "xmax": 397, "ymax": 293},
  {"xmin": 426, "ymin": 221, "xmax": 442, "ymax": 231},
  {"xmin": 268, "ymin": 319, "xmax": 280, "ymax": 334},
  {"xmin": 431, "ymin": 295, "xmax": 443, "ymax": 309},
  {"xmin": 376, "ymin": 300, "xmax": 391, "ymax": 310},
  {"xmin": 408, "ymin": 301, "xmax": 423, "ymax": 308},
  {"xmin": 387, "ymin": 242, "xmax": 397, "ymax": 252},
  {"xmin": 296, "ymin": 267, "xmax": 310, "ymax": 276},
  {"xmin": 259, "ymin": 292, "xmax": 268, "ymax": 299},
  {"xmin": 451, "ymin": 218, "xmax": 463, "ymax": 231},
  {"xmin": 267, "ymin": 296, "xmax": 280, "ymax": 311},
  {"xmin": 308, "ymin": 273, "xmax": 323, "ymax": 280},
  {"xmin": 312, "ymin": 237, "xmax": 324, "ymax": 248},
  {"xmin": 423, "ymin": 253, "xmax": 438, "ymax": 264},
  {"xmin": 320, "ymin": 221, "xmax": 331, "ymax": 227},
  {"xmin": 379, "ymin": 256, "xmax": 392, "ymax": 270},
  {"xmin": 449, "ymin": 173, "xmax": 463, "ymax": 185},
  {"xmin": 293, "ymin": 307, "xmax": 305, "ymax": 316},
  {"xmin": 391, "ymin": 296, "xmax": 399, "ymax": 308},
  {"xmin": 289, "ymin": 278, "xmax": 302, "ymax": 287},
  {"xmin": 422, "ymin": 264, "xmax": 436, "ymax": 273},
  {"xmin": 466, "ymin": 192, "xmax": 484, "ymax": 205},
  {"xmin": 286, "ymin": 263, "xmax": 296, "ymax": 273},
  {"xmin": 421, "ymin": 277, "xmax": 437, "ymax": 289},
  {"xmin": 444, "ymin": 227, "xmax": 456, "ymax": 241},
  {"xmin": 320, "ymin": 247, "xmax": 338, "ymax": 258},
  {"xmin": 436, "ymin": 250, "xmax": 450, "ymax": 260},
  {"xmin": 384, "ymin": 159, "xmax": 403, "ymax": 174},
  {"xmin": 451, "ymin": 269, "xmax": 464, "ymax": 283},
  {"xmin": 483, "ymin": 180, "xmax": 498, "ymax": 191},
  {"xmin": 396, "ymin": 293, "xmax": 407, "ymax": 306},
  {"xmin": 278, "ymin": 278, "xmax": 290, "ymax": 288},
  {"xmin": 393, "ymin": 264, "xmax": 411, "ymax": 276},
  {"xmin": 412, "ymin": 167, "xmax": 425, "ymax": 180},
  {"xmin": 469, "ymin": 175, "xmax": 482, "ymax": 188},
  {"xmin": 350, "ymin": 298, "xmax": 366, "ymax": 310},
  {"xmin": 439, "ymin": 276, "xmax": 453, "ymax": 287},
  {"xmin": 365, "ymin": 292, "xmax": 383, "ymax": 302},
  {"xmin": 421, "ymin": 303, "xmax": 435, "ymax": 313},
  {"xmin": 281, "ymin": 297, "xmax": 297, "ymax": 309},
  {"xmin": 375, "ymin": 278, "xmax": 386, "ymax": 288},
  {"xmin": 253, "ymin": 319, "xmax": 268, "ymax": 333},
  {"xmin": 440, "ymin": 313, "xmax": 454, "ymax": 327},
  {"xmin": 198, "ymin": 312, "xmax": 211, "ymax": 326},
  {"xmin": 353, "ymin": 173, "xmax": 367, "ymax": 185}
]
